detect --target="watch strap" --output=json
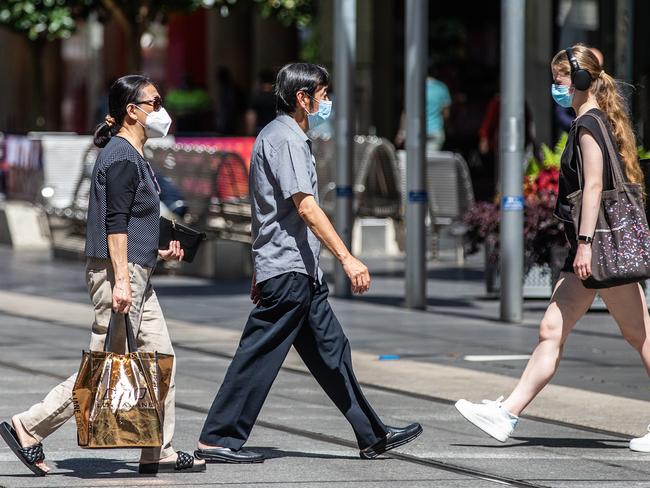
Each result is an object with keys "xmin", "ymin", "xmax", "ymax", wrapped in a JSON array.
[{"xmin": 577, "ymin": 234, "xmax": 593, "ymax": 243}]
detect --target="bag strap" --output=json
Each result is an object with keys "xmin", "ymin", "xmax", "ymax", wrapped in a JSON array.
[
  {"xmin": 104, "ymin": 317, "xmax": 165, "ymax": 414},
  {"xmin": 104, "ymin": 312, "xmax": 138, "ymax": 353},
  {"xmin": 575, "ymin": 112, "xmax": 627, "ymax": 187},
  {"xmin": 103, "ymin": 263, "xmax": 156, "ymax": 354}
]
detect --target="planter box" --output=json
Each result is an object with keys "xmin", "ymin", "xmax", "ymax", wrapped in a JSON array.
[
  {"xmin": 523, "ymin": 265, "xmax": 553, "ymax": 298},
  {"xmin": 483, "ymin": 243, "xmax": 557, "ymax": 297},
  {"xmin": 523, "ymin": 245, "xmax": 568, "ymax": 298},
  {"xmin": 489, "ymin": 261, "xmax": 650, "ymax": 309},
  {"xmin": 486, "ymin": 261, "xmax": 553, "ymax": 298}
]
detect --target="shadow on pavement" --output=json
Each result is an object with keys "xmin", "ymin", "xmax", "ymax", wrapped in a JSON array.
[
  {"xmin": 452, "ymin": 437, "xmax": 630, "ymax": 449},
  {"xmin": 354, "ymin": 295, "xmax": 475, "ymax": 309},
  {"xmin": 51, "ymin": 458, "xmax": 138, "ymax": 478},
  {"xmin": 510, "ymin": 436, "xmax": 630, "ymax": 449},
  {"xmin": 252, "ymin": 446, "xmax": 362, "ymax": 460},
  {"xmin": 426, "ymin": 267, "xmax": 484, "ymax": 282},
  {"xmin": 362, "ymin": 267, "xmax": 485, "ymax": 282},
  {"xmin": 45, "ymin": 450, "xmax": 363, "ymax": 479}
]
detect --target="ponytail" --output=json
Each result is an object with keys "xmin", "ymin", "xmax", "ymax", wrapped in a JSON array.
[
  {"xmin": 593, "ymin": 72, "xmax": 643, "ymax": 187},
  {"xmin": 93, "ymin": 115, "xmax": 118, "ymax": 148}
]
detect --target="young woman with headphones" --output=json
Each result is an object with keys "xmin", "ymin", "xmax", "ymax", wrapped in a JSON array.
[{"xmin": 455, "ymin": 44, "xmax": 650, "ymax": 451}]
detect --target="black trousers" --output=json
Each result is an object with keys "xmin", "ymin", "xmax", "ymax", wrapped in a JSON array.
[{"xmin": 199, "ymin": 272, "xmax": 388, "ymax": 450}]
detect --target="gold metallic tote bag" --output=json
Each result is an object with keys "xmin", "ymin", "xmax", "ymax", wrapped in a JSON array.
[{"xmin": 72, "ymin": 312, "xmax": 174, "ymax": 448}]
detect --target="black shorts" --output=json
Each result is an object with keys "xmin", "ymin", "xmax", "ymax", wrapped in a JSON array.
[{"xmin": 561, "ymin": 222, "xmax": 578, "ymax": 273}]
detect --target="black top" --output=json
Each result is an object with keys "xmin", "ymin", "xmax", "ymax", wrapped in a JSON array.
[
  {"xmin": 554, "ymin": 108, "xmax": 618, "ymax": 223},
  {"xmin": 85, "ymin": 136, "xmax": 161, "ymax": 267},
  {"xmin": 106, "ymin": 160, "xmax": 139, "ymax": 233}
]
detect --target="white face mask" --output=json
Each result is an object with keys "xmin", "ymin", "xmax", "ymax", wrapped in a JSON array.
[{"xmin": 135, "ymin": 105, "xmax": 172, "ymax": 138}]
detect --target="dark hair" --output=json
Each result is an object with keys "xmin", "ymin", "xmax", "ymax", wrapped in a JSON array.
[
  {"xmin": 93, "ymin": 75, "xmax": 153, "ymax": 148},
  {"xmin": 275, "ymin": 63, "xmax": 329, "ymax": 114}
]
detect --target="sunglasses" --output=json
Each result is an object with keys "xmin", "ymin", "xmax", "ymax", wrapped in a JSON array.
[{"xmin": 134, "ymin": 96, "xmax": 163, "ymax": 111}]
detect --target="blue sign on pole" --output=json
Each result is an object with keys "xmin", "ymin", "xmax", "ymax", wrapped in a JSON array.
[
  {"xmin": 336, "ymin": 186, "xmax": 353, "ymax": 198},
  {"xmin": 501, "ymin": 195, "xmax": 524, "ymax": 211},
  {"xmin": 408, "ymin": 190, "xmax": 428, "ymax": 203}
]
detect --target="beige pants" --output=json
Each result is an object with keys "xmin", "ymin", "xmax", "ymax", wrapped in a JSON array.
[{"xmin": 16, "ymin": 258, "xmax": 176, "ymax": 461}]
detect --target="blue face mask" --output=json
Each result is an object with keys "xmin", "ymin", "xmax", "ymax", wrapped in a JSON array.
[
  {"xmin": 551, "ymin": 84, "xmax": 574, "ymax": 108},
  {"xmin": 306, "ymin": 96, "xmax": 332, "ymax": 129}
]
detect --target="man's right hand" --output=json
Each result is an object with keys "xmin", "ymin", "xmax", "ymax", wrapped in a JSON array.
[
  {"xmin": 113, "ymin": 278, "xmax": 133, "ymax": 314},
  {"xmin": 342, "ymin": 255, "xmax": 370, "ymax": 295}
]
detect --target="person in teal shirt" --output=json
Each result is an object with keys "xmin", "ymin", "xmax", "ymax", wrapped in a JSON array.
[
  {"xmin": 425, "ymin": 76, "xmax": 452, "ymax": 151},
  {"xmin": 395, "ymin": 65, "xmax": 451, "ymax": 154}
]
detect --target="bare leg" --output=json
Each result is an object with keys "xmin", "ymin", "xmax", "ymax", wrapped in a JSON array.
[
  {"xmin": 502, "ymin": 272, "xmax": 596, "ymax": 416},
  {"xmin": 600, "ymin": 282, "xmax": 650, "ymax": 377}
]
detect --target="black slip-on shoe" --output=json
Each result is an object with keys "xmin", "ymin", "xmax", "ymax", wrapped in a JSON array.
[
  {"xmin": 194, "ymin": 446, "xmax": 264, "ymax": 464},
  {"xmin": 139, "ymin": 450, "xmax": 207, "ymax": 474},
  {"xmin": 359, "ymin": 423, "xmax": 423, "ymax": 459}
]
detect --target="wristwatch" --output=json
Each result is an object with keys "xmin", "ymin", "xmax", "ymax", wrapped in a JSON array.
[{"xmin": 577, "ymin": 234, "xmax": 593, "ymax": 244}]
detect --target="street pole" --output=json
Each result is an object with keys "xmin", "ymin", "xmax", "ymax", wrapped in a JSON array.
[
  {"xmin": 405, "ymin": 0, "xmax": 428, "ymax": 309},
  {"xmin": 499, "ymin": 0, "xmax": 525, "ymax": 323},
  {"xmin": 334, "ymin": 0, "xmax": 356, "ymax": 298},
  {"xmin": 86, "ymin": 12, "xmax": 104, "ymax": 131}
]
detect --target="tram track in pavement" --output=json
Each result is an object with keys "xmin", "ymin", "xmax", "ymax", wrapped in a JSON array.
[
  {"xmin": 0, "ymin": 309, "xmax": 634, "ymax": 442},
  {"xmin": 1, "ymin": 309, "xmax": 642, "ymax": 487},
  {"xmin": 171, "ymin": 341, "xmax": 634, "ymax": 442},
  {"xmin": 0, "ymin": 356, "xmax": 549, "ymax": 488}
]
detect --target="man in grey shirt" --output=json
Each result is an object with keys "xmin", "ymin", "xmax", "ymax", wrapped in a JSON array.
[
  {"xmin": 249, "ymin": 112, "xmax": 322, "ymax": 283},
  {"xmin": 196, "ymin": 63, "xmax": 422, "ymax": 464}
]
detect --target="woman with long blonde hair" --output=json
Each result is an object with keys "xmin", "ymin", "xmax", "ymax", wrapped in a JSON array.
[{"xmin": 455, "ymin": 44, "xmax": 650, "ymax": 451}]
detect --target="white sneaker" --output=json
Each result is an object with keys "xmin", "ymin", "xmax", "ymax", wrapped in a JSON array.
[
  {"xmin": 455, "ymin": 396, "xmax": 518, "ymax": 442},
  {"xmin": 630, "ymin": 426, "xmax": 650, "ymax": 452}
]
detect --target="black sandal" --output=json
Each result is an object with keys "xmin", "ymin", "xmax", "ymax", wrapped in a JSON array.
[
  {"xmin": 0, "ymin": 421, "xmax": 47, "ymax": 476},
  {"xmin": 139, "ymin": 450, "xmax": 206, "ymax": 474}
]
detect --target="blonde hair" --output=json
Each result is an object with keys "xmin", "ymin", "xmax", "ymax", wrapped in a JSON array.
[{"xmin": 551, "ymin": 44, "xmax": 643, "ymax": 187}]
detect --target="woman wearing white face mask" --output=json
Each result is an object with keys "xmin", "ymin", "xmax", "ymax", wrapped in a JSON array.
[{"xmin": 0, "ymin": 76, "xmax": 205, "ymax": 476}]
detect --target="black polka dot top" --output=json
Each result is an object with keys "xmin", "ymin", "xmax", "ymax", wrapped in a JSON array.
[{"xmin": 85, "ymin": 135, "xmax": 161, "ymax": 268}]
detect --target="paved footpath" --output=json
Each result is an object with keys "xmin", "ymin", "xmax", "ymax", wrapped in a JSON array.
[{"xmin": 2, "ymin": 247, "xmax": 650, "ymax": 487}]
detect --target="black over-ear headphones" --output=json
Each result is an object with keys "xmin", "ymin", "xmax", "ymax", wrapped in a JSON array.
[{"xmin": 565, "ymin": 47, "xmax": 593, "ymax": 91}]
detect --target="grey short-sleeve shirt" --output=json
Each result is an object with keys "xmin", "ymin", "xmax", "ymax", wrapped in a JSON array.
[{"xmin": 250, "ymin": 113, "xmax": 323, "ymax": 283}]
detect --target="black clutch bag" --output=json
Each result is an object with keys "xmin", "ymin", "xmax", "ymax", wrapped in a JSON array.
[{"xmin": 158, "ymin": 217, "xmax": 207, "ymax": 263}]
